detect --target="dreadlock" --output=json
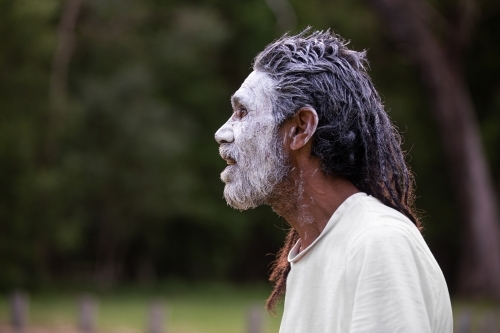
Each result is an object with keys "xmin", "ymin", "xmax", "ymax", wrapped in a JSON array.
[{"xmin": 253, "ymin": 29, "xmax": 421, "ymax": 314}]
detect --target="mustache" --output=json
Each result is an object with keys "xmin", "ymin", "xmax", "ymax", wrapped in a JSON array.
[{"xmin": 219, "ymin": 143, "xmax": 240, "ymax": 162}]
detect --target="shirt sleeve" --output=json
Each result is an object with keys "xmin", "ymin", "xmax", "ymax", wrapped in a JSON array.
[{"xmin": 345, "ymin": 221, "xmax": 435, "ymax": 333}]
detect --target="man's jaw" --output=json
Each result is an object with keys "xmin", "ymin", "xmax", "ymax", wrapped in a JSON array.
[
  {"xmin": 268, "ymin": 173, "xmax": 298, "ymax": 218},
  {"xmin": 218, "ymin": 132, "xmax": 291, "ymax": 211}
]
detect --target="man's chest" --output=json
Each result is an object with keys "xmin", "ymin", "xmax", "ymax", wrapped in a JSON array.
[{"xmin": 280, "ymin": 244, "xmax": 354, "ymax": 333}]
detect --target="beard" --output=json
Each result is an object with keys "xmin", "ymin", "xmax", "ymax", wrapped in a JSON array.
[{"xmin": 219, "ymin": 124, "xmax": 290, "ymax": 211}]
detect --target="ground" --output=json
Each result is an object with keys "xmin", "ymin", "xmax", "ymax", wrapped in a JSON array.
[{"xmin": 0, "ymin": 282, "xmax": 282, "ymax": 333}]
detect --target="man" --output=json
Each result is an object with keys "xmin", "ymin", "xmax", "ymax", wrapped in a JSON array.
[{"xmin": 214, "ymin": 30, "xmax": 452, "ymax": 333}]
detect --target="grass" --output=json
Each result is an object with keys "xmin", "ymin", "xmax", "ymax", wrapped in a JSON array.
[
  {"xmin": 451, "ymin": 299, "xmax": 500, "ymax": 332},
  {"xmin": 0, "ymin": 282, "xmax": 283, "ymax": 333},
  {"xmin": 2, "ymin": 283, "xmax": 500, "ymax": 333}
]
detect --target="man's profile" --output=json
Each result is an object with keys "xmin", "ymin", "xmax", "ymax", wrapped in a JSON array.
[{"xmin": 214, "ymin": 29, "xmax": 452, "ymax": 333}]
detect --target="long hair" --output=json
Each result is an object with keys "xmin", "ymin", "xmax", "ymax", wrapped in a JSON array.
[{"xmin": 253, "ymin": 29, "xmax": 421, "ymax": 314}]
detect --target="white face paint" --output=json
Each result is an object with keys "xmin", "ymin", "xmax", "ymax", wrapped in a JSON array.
[
  {"xmin": 295, "ymin": 171, "xmax": 314, "ymax": 226},
  {"xmin": 214, "ymin": 71, "xmax": 290, "ymax": 210}
]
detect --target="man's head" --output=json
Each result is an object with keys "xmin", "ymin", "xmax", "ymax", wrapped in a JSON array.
[
  {"xmin": 215, "ymin": 29, "xmax": 417, "ymax": 225},
  {"xmin": 253, "ymin": 30, "xmax": 393, "ymax": 185}
]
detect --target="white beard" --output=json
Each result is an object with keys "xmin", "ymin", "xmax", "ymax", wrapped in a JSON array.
[{"xmin": 219, "ymin": 123, "xmax": 289, "ymax": 210}]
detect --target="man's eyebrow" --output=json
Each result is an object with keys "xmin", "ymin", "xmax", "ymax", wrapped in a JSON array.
[
  {"xmin": 231, "ymin": 95, "xmax": 245, "ymax": 108},
  {"xmin": 231, "ymin": 95, "xmax": 239, "ymax": 105}
]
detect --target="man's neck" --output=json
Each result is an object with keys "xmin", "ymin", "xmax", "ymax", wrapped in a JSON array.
[{"xmin": 270, "ymin": 165, "xmax": 360, "ymax": 250}]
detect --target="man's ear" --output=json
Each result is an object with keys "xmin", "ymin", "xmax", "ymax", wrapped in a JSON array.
[{"xmin": 287, "ymin": 107, "xmax": 318, "ymax": 151}]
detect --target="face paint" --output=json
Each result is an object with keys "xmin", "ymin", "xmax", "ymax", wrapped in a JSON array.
[
  {"xmin": 293, "ymin": 171, "xmax": 314, "ymax": 226},
  {"xmin": 214, "ymin": 71, "xmax": 290, "ymax": 210}
]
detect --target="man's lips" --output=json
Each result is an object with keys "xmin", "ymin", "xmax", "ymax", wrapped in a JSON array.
[
  {"xmin": 224, "ymin": 157, "xmax": 236, "ymax": 165},
  {"xmin": 219, "ymin": 144, "xmax": 236, "ymax": 165}
]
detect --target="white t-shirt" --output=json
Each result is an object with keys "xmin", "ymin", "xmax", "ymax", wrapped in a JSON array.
[{"xmin": 279, "ymin": 193, "xmax": 453, "ymax": 333}]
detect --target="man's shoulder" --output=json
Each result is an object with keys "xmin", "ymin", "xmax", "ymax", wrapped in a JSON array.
[
  {"xmin": 341, "ymin": 196, "xmax": 443, "ymax": 276},
  {"xmin": 320, "ymin": 193, "xmax": 426, "ymax": 261},
  {"xmin": 345, "ymin": 195, "xmax": 424, "ymax": 252}
]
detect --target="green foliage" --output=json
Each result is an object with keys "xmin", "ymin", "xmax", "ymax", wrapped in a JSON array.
[{"xmin": 0, "ymin": 0, "xmax": 499, "ymax": 292}]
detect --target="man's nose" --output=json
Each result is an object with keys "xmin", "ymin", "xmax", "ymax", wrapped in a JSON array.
[{"xmin": 215, "ymin": 125, "xmax": 234, "ymax": 144}]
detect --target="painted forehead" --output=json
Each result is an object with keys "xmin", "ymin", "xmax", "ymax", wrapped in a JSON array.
[{"xmin": 231, "ymin": 71, "xmax": 275, "ymax": 114}]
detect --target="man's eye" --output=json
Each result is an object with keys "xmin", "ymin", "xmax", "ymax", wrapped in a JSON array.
[{"xmin": 235, "ymin": 107, "xmax": 248, "ymax": 119}]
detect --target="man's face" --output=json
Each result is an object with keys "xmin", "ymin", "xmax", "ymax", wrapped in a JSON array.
[{"xmin": 214, "ymin": 71, "xmax": 289, "ymax": 210}]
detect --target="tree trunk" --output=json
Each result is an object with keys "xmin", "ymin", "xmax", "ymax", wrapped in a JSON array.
[
  {"xmin": 364, "ymin": 0, "xmax": 500, "ymax": 298},
  {"xmin": 47, "ymin": 0, "xmax": 83, "ymax": 163}
]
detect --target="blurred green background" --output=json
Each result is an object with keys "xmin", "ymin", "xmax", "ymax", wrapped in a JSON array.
[{"xmin": 0, "ymin": 0, "xmax": 500, "ymax": 330}]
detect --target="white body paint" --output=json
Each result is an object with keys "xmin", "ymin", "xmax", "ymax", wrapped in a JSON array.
[
  {"xmin": 214, "ymin": 71, "xmax": 289, "ymax": 210},
  {"xmin": 295, "ymin": 171, "xmax": 314, "ymax": 226}
]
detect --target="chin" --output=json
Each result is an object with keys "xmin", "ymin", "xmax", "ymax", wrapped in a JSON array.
[
  {"xmin": 220, "ymin": 165, "xmax": 236, "ymax": 183},
  {"xmin": 223, "ymin": 195, "xmax": 252, "ymax": 211},
  {"xmin": 223, "ymin": 182, "xmax": 263, "ymax": 211}
]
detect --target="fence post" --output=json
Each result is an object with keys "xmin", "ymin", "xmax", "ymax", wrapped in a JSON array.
[
  {"xmin": 148, "ymin": 301, "xmax": 166, "ymax": 333},
  {"xmin": 457, "ymin": 308, "xmax": 472, "ymax": 333},
  {"xmin": 10, "ymin": 291, "xmax": 28, "ymax": 332},
  {"xmin": 79, "ymin": 293, "xmax": 98, "ymax": 333},
  {"xmin": 246, "ymin": 304, "xmax": 263, "ymax": 333}
]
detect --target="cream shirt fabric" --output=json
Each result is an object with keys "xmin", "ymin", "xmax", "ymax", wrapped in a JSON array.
[{"xmin": 279, "ymin": 193, "xmax": 453, "ymax": 333}]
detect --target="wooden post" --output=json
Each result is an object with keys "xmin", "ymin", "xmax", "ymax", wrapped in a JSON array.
[
  {"xmin": 10, "ymin": 291, "xmax": 28, "ymax": 332},
  {"xmin": 148, "ymin": 301, "xmax": 165, "ymax": 333},
  {"xmin": 246, "ymin": 304, "xmax": 263, "ymax": 333},
  {"xmin": 79, "ymin": 293, "xmax": 98, "ymax": 333},
  {"xmin": 457, "ymin": 308, "xmax": 472, "ymax": 333}
]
